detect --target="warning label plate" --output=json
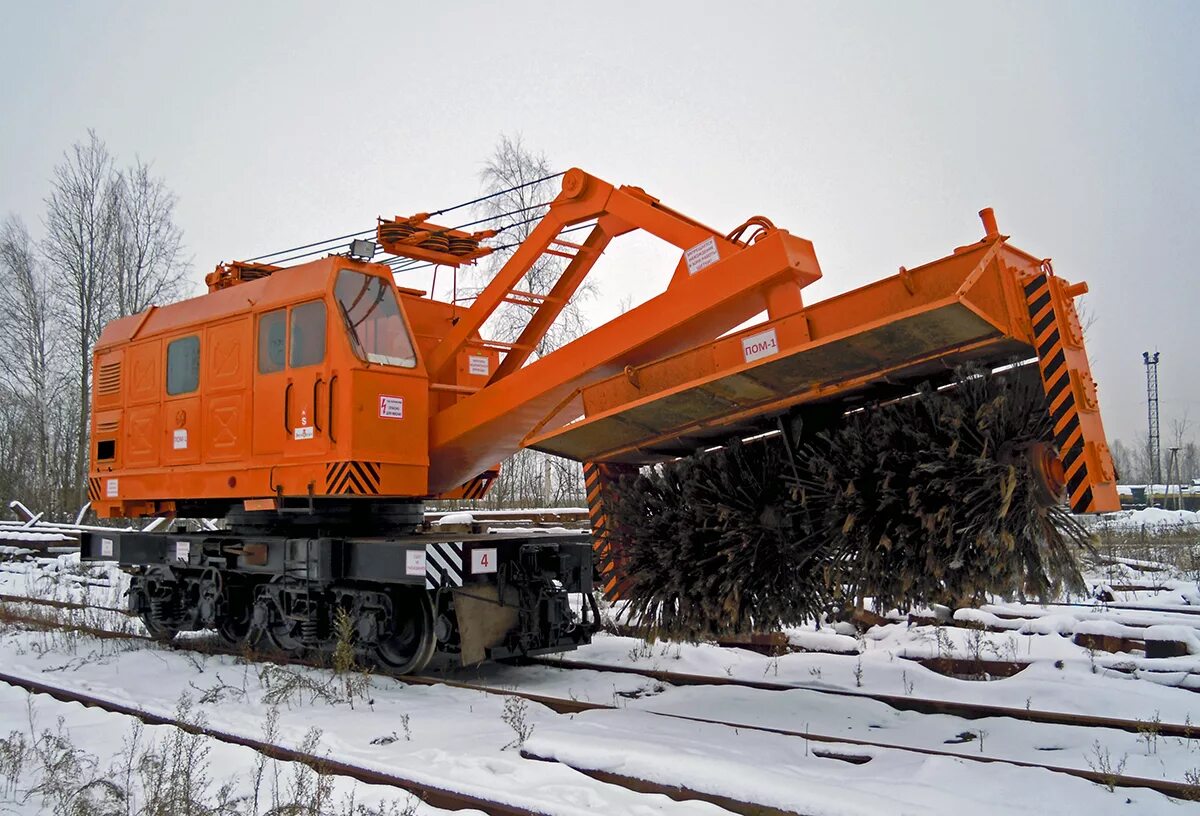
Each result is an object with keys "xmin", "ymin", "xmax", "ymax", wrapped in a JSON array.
[
  {"xmin": 684, "ymin": 237, "xmax": 720, "ymax": 275},
  {"xmin": 468, "ymin": 355, "xmax": 490, "ymax": 377},
  {"xmin": 379, "ymin": 395, "xmax": 404, "ymax": 419},
  {"xmin": 405, "ymin": 549, "xmax": 426, "ymax": 576}
]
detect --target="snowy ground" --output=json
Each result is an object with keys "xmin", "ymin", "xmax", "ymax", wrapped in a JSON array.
[
  {"xmin": 0, "ymin": 682, "xmax": 447, "ymax": 815},
  {"xmin": 0, "ymin": 507, "xmax": 1197, "ymax": 814}
]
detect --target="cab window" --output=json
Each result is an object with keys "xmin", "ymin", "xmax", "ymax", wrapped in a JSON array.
[
  {"xmin": 289, "ymin": 300, "xmax": 326, "ymax": 368},
  {"xmin": 166, "ymin": 336, "xmax": 200, "ymax": 395},
  {"xmin": 335, "ymin": 269, "xmax": 416, "ymax": 367},
  {"xmin": 257, "ymin": 309, "xmax": 286, "ymax": 373}
]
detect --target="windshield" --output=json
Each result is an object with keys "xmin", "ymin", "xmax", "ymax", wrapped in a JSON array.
[{"xmin": 334, "ymin": 270, "xmax": 417, "ymax": 368}]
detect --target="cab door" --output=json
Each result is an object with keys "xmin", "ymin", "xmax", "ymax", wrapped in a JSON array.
[
  {"xmin": 252, "ymin": 308, "xmax": 287, "ymax": 457},
  {"xmin": 162, "ymin": 335, "xmax": 202, "ymax": 467},
  {"xmin": 281, "ymin": 299, "xmax": 331, "ymax": 459}
]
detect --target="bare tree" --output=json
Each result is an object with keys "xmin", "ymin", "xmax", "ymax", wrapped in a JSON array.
[
  {"xmin": 0, "ymin": 216, "xmax": 59, "ymax": 509},
  {"xmin": 1169, "ymin": 411, "xmax": 1191, "ymax": 451},
  {"xmin": 42, "ymin": 130, "xmax": 120, "ymax": 506},
  {"xmin": 1182, "ymin": 441, "xmax": 1198, "ymax": 483},
  {"xmin": 1109, "ymin": 438, "xmax": 1135, "ymax": 484},
  {"xmin": 473, "ymin": 134, "xmax": 596, "ymax": 355},
  {"xmin": 112, "ymin": 158, "xmax": 190, "ymax": 316}
]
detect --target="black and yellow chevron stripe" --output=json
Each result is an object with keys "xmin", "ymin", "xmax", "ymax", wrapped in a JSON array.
[
  {"xmin": 1023, "ymin": 272, "xmax": 1095, "ymax": 513},
  {"xmin": 324, "ymin": 461, "xmax": 382, "ymax": 495},
  {"xmin": 460, "ymin": 473, "xmax": 493, "ymax": 499},
  {"xmin": 87, "ymin": 478, "xmax": 102, "ymax": 502},
  {"xmin": 584, "ymin": 461, "xmax": 636, "ymax": 601}
]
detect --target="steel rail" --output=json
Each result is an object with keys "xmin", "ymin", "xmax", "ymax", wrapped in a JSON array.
[
  {"xmin": 0, "ymin": 592, "xmax": 131, "ymax": 616},
  {"xmin": 533, "ymin": 657, "xmax": 1200, "ymax": 739},
  {"xmin": 0, "ymin": 669, "xmax": 562, "ymax": 816}
]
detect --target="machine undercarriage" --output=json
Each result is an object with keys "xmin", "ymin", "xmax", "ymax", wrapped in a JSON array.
[{"xmin": 82, "ymin": 505, "xmax": 594, "ymax": 674}]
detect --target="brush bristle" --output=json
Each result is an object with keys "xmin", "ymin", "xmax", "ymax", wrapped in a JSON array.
[{"xmin": 608, "ymin": 367, "xmax": 1093, "ymax": 638}]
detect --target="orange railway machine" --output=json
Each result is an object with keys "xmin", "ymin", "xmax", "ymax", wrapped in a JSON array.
[{"xmin": 79, "ymin": 168, "xmax": 1119, "ymax": 671}]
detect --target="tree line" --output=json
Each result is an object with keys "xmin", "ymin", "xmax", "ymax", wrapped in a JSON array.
[
  {"xmin": 1110, "ymin": 420, "xmax": 1199, "ymax": 489},
  {"xmin": 0, "ymin": 131, "xmax": 190, "ymax": 518}
]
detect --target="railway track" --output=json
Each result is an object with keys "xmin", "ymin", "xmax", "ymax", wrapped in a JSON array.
[
  {"xmin": 0, "ymin": 668, "xmax": 557, "ymax": 816},
  {"xmin": 534, "ymin": 655, "xmax": 1199, "ymax": 741},
  {"xmin": 4, "ymin": 590, "xmax": 1197, "ymax": 732},
  {"xmin": 1, "ymin": 591, "xmax": 1197, "ymax": 803},
  {"xmin": 0, "ymin": 596, "xmax": 795, "ymax": 814}
]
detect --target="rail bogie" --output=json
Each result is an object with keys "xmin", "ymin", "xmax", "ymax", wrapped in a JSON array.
[{"xmin": 82, "ymin": 525, "xmax": 593, "ymax": 673}]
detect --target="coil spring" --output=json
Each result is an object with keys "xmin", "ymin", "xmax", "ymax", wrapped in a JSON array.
[
  {"xmin": 149, "ymin": 595, "xmax": 175, "ymax": 622},
  {"xmin": 300, "ymin": 616, "xmax": 320, "ymax": 644}
]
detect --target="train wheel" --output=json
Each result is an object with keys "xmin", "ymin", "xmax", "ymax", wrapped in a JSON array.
[
  {"xmin": 217, "ymin": 612, "xmax": 251, "ymax": 646},
  {"xmin": 140, "ymin": 610, "xmax": 179, "ymax": 643},
  {"xmin": 375, "ymin": 590, "xmax": 436, "ymax": 674},
  {"xmin": 265, "ymin": 618, "xmax": 304, "ymax": 654}
]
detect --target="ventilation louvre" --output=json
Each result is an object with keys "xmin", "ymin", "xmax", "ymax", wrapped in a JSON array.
[{"xmin": 97, "ymin": 361, "xmax": 121, "ymax": 396}]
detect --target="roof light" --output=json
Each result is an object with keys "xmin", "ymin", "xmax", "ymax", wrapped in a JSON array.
[{"xmin": 348, "ymin": 239, "xmax": 378, "ymax": 260}]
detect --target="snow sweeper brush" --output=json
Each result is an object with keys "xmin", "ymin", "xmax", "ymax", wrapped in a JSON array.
[{"xmin": 602, "ymin": 365, "xmax": 1094, "ymax": 639}]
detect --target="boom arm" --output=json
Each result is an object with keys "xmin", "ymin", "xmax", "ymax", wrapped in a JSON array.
[
  {"xmin": 421, "ymin": 169, "xmax": 1118, "ymax": 516},
  {"xmin": 424, "ymin": 169, "xmax": 822, "ymax": 492}
]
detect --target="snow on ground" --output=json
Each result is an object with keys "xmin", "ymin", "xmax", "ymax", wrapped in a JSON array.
[
  {"xmin": 523, "ymin": 708, "xmax": 1172, "ymax": 816},
  {"xmin": 0, "ymin": 631, "xmax": 726, "ymax": 815},
  {"xmin": 0, "ymin": 627, "xmax": 1187, "ymax": 816},
  {"xmin": 2, "ymin": 540, "xmax": 1199, "ymax": 813},
  {"xmin": 1088, "ymin": 507, "xmax": 1200, "ymax": 530},
  {"xmin": 0, "ymin": 682, "xmax": 452, "ymax": 815},
  {"xmin": 0, "ymin": 551, "xmax": 130, "ymax": 610}
]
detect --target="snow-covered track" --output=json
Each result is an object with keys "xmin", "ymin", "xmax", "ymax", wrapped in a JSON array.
[
  {"xmin": 4, "ymin": 595, "xmax": 1198, "ymax": 803},
  {"xmin": 5, "ymin": 589, "xmax": 1197, "ymax": 738},
  {"xmin": 429, "ymin": 670, "xmax": 1197, "ymax": 800},
  {"xmin": 0, "ymin": 590, "xmax": 131, "ymax": 616},
  {"xmin": 534, "ymin": 657, "xmax": 1199, "ymax": 740},
  {"xmin": 0, "ymin": 668, "xmax": 587, "ymax": 816}
]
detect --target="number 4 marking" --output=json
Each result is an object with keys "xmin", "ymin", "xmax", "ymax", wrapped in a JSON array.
[{"xmin": 472, "ymin": 547, "xmax": 497, "ymax": 574}]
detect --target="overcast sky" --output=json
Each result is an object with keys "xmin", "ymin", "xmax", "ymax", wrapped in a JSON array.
[{"xmin": 1, "ymin": 1, "xmax": 1196, "ymax": 449}]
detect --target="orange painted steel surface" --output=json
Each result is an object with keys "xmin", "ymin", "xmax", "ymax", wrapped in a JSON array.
[
  {"xmin": 88, "ymin": 168, "xmax": 1119, "ymax": 519},
  {"xmin": 529, "ymin": 215, "xmax": 1119, "ymax": 514}
]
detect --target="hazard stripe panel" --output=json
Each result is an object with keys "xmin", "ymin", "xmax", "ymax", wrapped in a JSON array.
[
  {"xmin": 425, "ymin": 541, "xmax": 465, "ymax": 589},
  {"xmin": 87, "ymin": 478, "xmax": 102, "ymax": 502},
  {"xmin": 461, "ymin": 473, "xmax": 494, "ymax": 499},
  {"xmin": 324, "ymin": 461, "xmax": 382, "ymax": 495},
  {"xmin": 1021, "ymin": 271, "xmax": 1119, "ymax": 514},
  {"xmin": 435, "ymin": 469, "xmax": 499, "ymax": 501},
  {"xmin": 584, "ymin": 461, "xmax": 638, "ymax": 601}
]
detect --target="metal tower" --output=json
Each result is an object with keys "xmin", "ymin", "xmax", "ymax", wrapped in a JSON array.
[{"xmin": 1143, "ymin": 351, "xmax": 1161, "ymax": 486}]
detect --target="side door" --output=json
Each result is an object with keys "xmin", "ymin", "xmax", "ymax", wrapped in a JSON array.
[
  {"xmin": 252, "ymin": 308, "xmax": 288, "ymax": 457},
  {"xmin": 202, "ymin": 317, "xmax": 251, "ymax": 464},
  {"xmin": 281, "ymin": 299, "xmax": 331, "ymax": 459},
  {"xmin": 161, "ymin": 334, "xmax": 202, "ymax": 467}
]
